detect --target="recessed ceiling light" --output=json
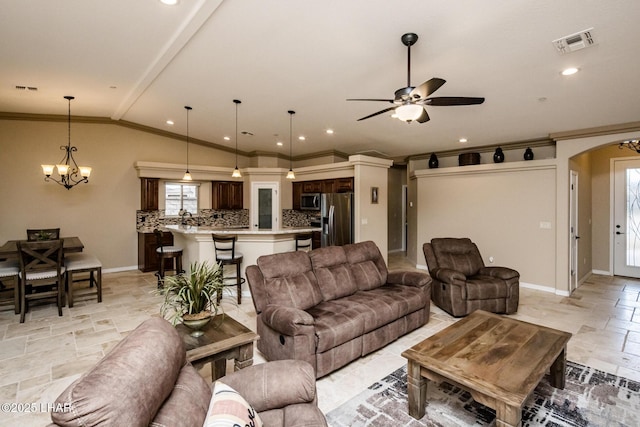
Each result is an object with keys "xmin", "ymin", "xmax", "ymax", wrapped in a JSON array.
[
  {"xmin": 561, "ymin": 67, "xmax": 579, "ymax": 76},
  {"xmin": 223, "ymin": 136, "xmax": 231, "ymax": 141},
  {"xmin": 459, "ymin": 138, "xmax": 468, "ymax": 143},
  {"xmin": 326, "ymin": 129, "xmax": 334, "ymax": 134},
  {"xmin": 160, "ymin": 0, "xmax": 178, "ymax": 5},
  {"xmin": 298, "ymin": 136, "xmax": 306, "ymax": 141},
  {"xmin": 166, "ymin": 120, "xmax": 174, "ymax": 125},
  {"xmin": 276, "ymin": 142, "xmax": 283, "ymax": 146}
]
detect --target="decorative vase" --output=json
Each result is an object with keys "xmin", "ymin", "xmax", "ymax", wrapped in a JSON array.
[
  {"xmin": 493, "ymin": 147, "xmax": 504, "ymax": 163},
  {"xmin": 428, "ymin": 153, "xmax": 439, "ymax": 169},
  {"xmin": 524, "ymin": 147, "xmax": 534, "ymax": 161},
  {"xmin": 182, "ymin": 310, "xmax": 212, "ymax": 337}
]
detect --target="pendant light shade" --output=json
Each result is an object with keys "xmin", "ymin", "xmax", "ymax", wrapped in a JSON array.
[
  {"xmin": 232, "ymin": 99, "xmax": 242, "ymax": 178},
  {"xmin": 183, "ymin": 106, "xmax": 192, "ymax": 181},
  {"xmin": 286, "ymin": 110, "xmax": 296, "ymax": 179}
]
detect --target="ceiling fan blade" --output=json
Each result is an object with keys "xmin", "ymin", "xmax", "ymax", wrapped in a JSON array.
[
  {"xmin": 416, "ymin": 108, "xmax": 430, "ymax": 123},
  {"xmin": 357, "ymin": 107, "xmax": 397, "ymax": 121},
  {"xmin": 347, "ymin": 98, "xmax": 395, "ymax": 103},
  {"xmin": 424, "ymin": 96, "xmax": 485, "ymax": 106},
  {"xmin": 410, "ymin": 78, "xmax": 446, "ymax": 99}
]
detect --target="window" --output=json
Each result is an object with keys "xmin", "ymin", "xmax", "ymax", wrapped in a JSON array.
[{"xmin": 165, "ymin": 182, "xmax": 198, "ymax": 216}]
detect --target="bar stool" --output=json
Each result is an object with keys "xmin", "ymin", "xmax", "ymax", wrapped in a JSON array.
[
  {"xmin": 212, "ymin": 234, "xmax": 245, "ymax": 304},
  {"xmin": 64, "ymin": 253, "xmax": 102, "ymax": 308},
  {"xmin": 295, "ymin": 233, "xmax": 313, "ymax": 252},
  {"xmin": 154, "ymin": 229, "xmax": 183, "ymax": 288},
  {"xmin": 0, "ymin": 260, "xmax": 20, "ymax": 314}
]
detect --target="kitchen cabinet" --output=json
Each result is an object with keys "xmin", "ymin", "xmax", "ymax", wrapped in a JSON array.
[
  {"xmin": 335, "ymin": 177, "xmax": 354, "ymax": 193},
  {"xmin": 312, "ymin": 231, "xmax": 321, "ymax": 249},
  {"xmin": 140, "ymin": 178, "xmax": 159, "ymax": 210},
  {"xmin": 322, "ymin": 179, "xmax": 336, "ymax": 193},
  {"xmin": 138, "ymin": 231, "xmax": 174, "ymax": 272},
  {"xmin": 212, "ymin": 181, "xmax": 243, "ymax": 209},
  {"xmin": 292, "ymin": 182, "xmax": 302, "ymax": 210},
  {"xmin": 302, "ymin": 181, "xmax": 322, "ymax": 193}
]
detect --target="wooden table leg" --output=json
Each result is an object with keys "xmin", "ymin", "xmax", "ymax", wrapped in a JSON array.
[
  {"xmin": 234, "ymin": 343, "xmax": 254, "ymax": 371},
  {"xmin": 407, "ymin": 360, "xmax": 427, "ymax": 419},
  {"xmin": 550, "ymin": 346, "xmax": 567, "ymax": 389},
  {"xmin": 496, "ymin": 401, "xmax": 522, "ymax": 427},
  {"xmin": 212, "ymin": 358, "xmax": 227, "ymax": 381}
]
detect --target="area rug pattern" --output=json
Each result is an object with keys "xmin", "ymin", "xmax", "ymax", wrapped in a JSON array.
[{"xmin": 326, "ymin": 361, "xmax": 639, "ymax": 426}]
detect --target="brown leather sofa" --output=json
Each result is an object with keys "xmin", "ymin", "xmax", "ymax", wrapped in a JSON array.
[
  {"xmin": 422, "ymin": 237, "xmax": 519, "ymax": 317},
  {"xmin": 246, "ymin": 240, "xmax": 432, "ymax": 378},
  {"xmin": 48, "ymin": 317, "xmax": 326, "ymax": 427}
]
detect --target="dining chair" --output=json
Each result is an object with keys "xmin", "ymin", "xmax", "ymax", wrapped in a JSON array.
[
  {"xmin": 154, "ymin": 229, "xmax": 183, "ymax": 289},
  {"xmin": 64, "ymin": 253, "xmax": 102, "ymax": 308},
  {"xmin": 212, "ymin": 234, "xmax": 244, "ymax": 304},
  {"xmin": 0, "ymin": 260, "xmax": 20, "ymax": 314},
  {"xmin": 26, "ymin": 228, "xmax": 61, "ymax": 241},
  {"xmin": 295, "ymin": 233, "xmax": 313, "ymax": 252},
  {"xmin": 17, "ymin": 239, "xmax": 65, "ymax": 323}
]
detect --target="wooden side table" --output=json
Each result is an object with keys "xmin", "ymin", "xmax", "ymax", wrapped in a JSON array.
[{"xmin": 176, "ymin": 314, "xmax": 259, "ymax": 381}]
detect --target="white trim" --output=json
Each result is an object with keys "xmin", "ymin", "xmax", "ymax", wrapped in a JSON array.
[
  {"xmin": 592, "ymin": 269, "xmax": 612, "ymax": 276},
  {"xmin": 103, "ymin": 265, "xmax": 139, "ymax": 274}
]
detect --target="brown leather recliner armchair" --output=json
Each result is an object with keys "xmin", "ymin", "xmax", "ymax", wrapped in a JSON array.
[{"xmin": 423, "ymin": 238, "xmax": 519, "ymax": 317}]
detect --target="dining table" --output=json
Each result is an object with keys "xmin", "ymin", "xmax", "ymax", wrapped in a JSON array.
[{"xmin": 0, "ymin": 236, "xmax": 84, "ymax": 260}]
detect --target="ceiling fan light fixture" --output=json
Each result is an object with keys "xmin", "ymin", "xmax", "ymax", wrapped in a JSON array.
[{"xmin": 395, "ymin": 104, "xmax": 423, "ymax": 122}]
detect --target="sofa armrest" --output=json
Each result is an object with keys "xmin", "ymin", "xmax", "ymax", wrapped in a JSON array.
[
  {"xmin": 261, "ymin": 304, "xmax": 315, "ymax": 335},
  {"xmin": 220, "ymin": 360, "xmax": 317, "ymax": 412},
  {"xmin": 387, "ymin": 270, "xmax": 432, "ymax": 288},
  {"xmin": 477, "ymin": 266, "xmax": 520, "ymax": 280},
  {"xmin": 431, "ymin": 267, "xmax": 467, "ymax": 285}
]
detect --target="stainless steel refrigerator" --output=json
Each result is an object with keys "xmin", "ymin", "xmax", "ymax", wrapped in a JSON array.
[{"xmin": 321, "ymin": 193, "xmax": 354, "ymax": 247}]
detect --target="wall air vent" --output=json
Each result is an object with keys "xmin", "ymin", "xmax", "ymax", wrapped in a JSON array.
[
  {"xmin": 552, "ymin": 28, "xmax": 596, "ymax": 54},
  {"xmin": 15, "ymin": 85, "xmax": 38, "ymax": 91}
]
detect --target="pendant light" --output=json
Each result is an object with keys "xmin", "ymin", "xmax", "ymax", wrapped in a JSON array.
[
  {"xmin": 183, "ymin": 106, "xmax": 192, "ymax": 181},
  {"xmin": 232, "ymin": 99, "xmax": 242, "ymax": 178},
  {"xmin": 41, "ymin": 96, "xmax": 92, "ymax": 189},
  {"xmin": 286, "ymin": 110, "xmax": 296, "ymax": 179}
]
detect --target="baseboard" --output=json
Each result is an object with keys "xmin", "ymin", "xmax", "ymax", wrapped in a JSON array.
[
  {"xmin": 388, "ymin": 248, "xmax": 405, "ymax": 254},
  {"xmin": 518, "ymin": 281, "xmax": 559, "ymax": 295},
  {"xmin": 592, "ymin": 269, "xmax": 612, "ymax": 276},
  {"xmin": 103, "ymin": 265, "xmax": 139, "ymax": 274}
]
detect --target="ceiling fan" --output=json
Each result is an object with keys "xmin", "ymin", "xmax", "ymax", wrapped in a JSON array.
[{"xmin": 347, "ymin": 33, "xmax": 485, "ymax": 123}]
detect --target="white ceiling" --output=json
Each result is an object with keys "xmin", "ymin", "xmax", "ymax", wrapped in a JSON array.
[{"xmin": 2, "ymin": 0, "xmax": 640, "ymax": 159}]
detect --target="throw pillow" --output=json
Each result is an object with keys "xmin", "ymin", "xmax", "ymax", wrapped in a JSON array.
[{"xmin": 203, "ymin": 382, "xmax": 263, "ymax": 427}]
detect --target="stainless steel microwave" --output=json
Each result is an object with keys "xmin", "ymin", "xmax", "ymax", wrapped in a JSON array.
[{"xmin": 300, "ymin": 193, "xmax": 321, "ymax": 210}]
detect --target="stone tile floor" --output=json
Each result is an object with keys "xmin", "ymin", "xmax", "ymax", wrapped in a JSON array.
[{"xmin": 1, "ymin": 253, "xmax": 639, "ymax": 426}]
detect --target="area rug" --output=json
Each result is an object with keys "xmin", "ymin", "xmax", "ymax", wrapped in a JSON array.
[{"xmin": 326, "ymin": 361, "xmax": 640, "ymax": 426}]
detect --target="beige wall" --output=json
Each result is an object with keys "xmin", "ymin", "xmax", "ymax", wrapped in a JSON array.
[
  {"xmin": 413, "ymin": 162, "xmax": 557, "ymax": 290},
  {"xmin": 0, "ymin": 119, "xmax": 238, "ymax": 270}
]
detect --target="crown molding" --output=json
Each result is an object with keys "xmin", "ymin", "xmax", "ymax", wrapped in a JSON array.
[{"xmin": 550, "ymin": 121, "xmax": 640, "ymax": 140}]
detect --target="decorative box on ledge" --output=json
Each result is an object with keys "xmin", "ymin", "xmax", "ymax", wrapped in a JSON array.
[{"xmin": 459, "ymin": 152, "xmax": 481, "ymax": 166}]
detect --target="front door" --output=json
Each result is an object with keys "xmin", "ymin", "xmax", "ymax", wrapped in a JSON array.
[{"xmin": 613, "ymin": 158, "xmax": 640, "ymax": 278}]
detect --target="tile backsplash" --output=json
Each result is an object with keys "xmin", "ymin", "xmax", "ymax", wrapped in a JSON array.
[{"xmin": 136, "ymin": 209, "xmax": 249, "ymax": 232}]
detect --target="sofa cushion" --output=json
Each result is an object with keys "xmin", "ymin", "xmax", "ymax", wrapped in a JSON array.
[
  {"xmin": 51, "ymin": 317, "xmax": 185, "ymax": 427},
  {"xmin": 151, "ymin": 364, "xmax": 211, "ymax": 427},
  {"xmin": 343, "ymin": 241, "xmax": 388, "ymax": 291},
  {"xmin": 309, "ymin": 246, "xmax": 358, "ymax": 300},
  {"xmin": 466, "ymin": 276, "xmax": 510, "ymax": 300},
  {"xmin": 257, "ymin": 251, "xmax": 323, "ymax": 310},
  {"xmin": 306, "ymin": 302, "xmax": 365, "ymax": 353},
  {"xmin": 431, "ymin": 238, "xmax": 484, "ymax": 277},
  {"xmin": 204, "ymin": 382, "xmax": 263, "ymax": 427}
]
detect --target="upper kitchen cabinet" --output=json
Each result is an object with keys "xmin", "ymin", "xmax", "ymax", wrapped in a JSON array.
[
  {"xmin": 302, "ymin": 181, "xmax": 322, "ymax": 193},
  {"xmin": 140, "ymin": 178, "xmax": 159, "ymax": 210},
  {"xmin": 335, "ymin": 177, "xmax": 354, "ymax": 193},
  {"xmin": 212, "ymin": 181, "xmax": 243, "ymax": 210},
  {"xmin": 292, "ymin": 182, "xmax": 303, "ymax": 210}
]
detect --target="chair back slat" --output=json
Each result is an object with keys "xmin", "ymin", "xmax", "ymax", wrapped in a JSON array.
[
  {"xmin": 18, "ymin": 239, "xmax": 64, "ymax": 275},
  {"xmin": 212, "ymin": 234, "xmax": 237, "ymax": 259}
]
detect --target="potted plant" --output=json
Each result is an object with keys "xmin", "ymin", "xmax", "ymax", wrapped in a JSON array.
[{"xmin": 159, "ymin": 260, "xmax": 224, "ymax": 336}]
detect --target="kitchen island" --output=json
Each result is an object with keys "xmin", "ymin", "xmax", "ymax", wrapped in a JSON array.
[{"xmin": 163, "ymin": 225, "xmax": 320, "ymax": 280}]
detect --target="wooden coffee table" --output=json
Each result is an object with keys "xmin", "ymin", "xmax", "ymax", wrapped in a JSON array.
[
  {"xmin": 401, "ymin": 310, "xmax": 571, "ymax": 427},
  {"xmin": 176, "ymin": 313, "xmax": 259, "ymax": 381}
]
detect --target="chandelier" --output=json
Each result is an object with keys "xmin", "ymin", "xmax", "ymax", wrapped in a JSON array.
[
  {"xmin": 619, "ymin": 139, "xmax": 640, "ymax": 153},
  {"xmin": 41, "ymin": 96, "xmax": 92, "ymax": 189},
  {"xmin": 232, "ymin": 99, "xmax": 242, "ymax": 178},
  {"xmin": 183, "ymin": 106, "xmax": 192, "ymax": 181}
]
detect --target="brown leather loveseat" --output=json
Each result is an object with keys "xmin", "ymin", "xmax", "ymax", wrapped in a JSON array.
[
  {"xmin": 246, "ymin": 240, "xmax": 432, "ymax": 378},
  {"xmin": 423, "ymin": 237, "xmax": 519, "ymax": 317},
  {"xmin": 48, "ymin": 317, "xmax": 327, "ymax": 427}
]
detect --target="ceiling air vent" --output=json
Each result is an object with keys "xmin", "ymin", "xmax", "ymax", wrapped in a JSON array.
[{"xmin": 552, "ymin": 28, "xmax": 596, "ymax": 54}]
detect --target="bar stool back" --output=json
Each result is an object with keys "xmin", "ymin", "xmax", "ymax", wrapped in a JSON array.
[
  {"xmin": 295, "ymin": 233, "xmax": 313, "ymax": 252},
  {"xmin": 154, "ymin": 229, "xmax": 183, "ymax": 288},
  {"xmin": 212, "ymin": 234, "xmax": 245, "ymax": 304}
]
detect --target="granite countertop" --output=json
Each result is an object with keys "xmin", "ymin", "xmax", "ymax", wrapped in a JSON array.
[{"xmin": 163, "ymin": 224, "xmax": 321, "ymax": 235}]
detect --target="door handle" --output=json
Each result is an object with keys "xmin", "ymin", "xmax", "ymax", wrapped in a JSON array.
[
  {"xmin": 616, "ymin": 231, "xmax": 625, "ymax": 235},
  {"xmin": 575, "ymin": 236, "xmax": 581, "ymax": 239}
]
